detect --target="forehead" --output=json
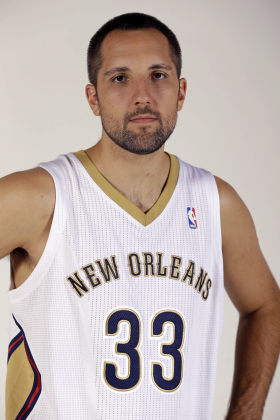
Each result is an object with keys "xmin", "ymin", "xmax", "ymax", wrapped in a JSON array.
[{"xmin": 100, "ymin": 28, "xmax": 172, "ymax": 67}]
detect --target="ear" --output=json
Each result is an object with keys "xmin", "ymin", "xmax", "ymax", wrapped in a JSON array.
[
  {"xmin": 85, "ymin": 84, "xmax": 100, "ymax": 116},
  {"xmin": 177, "ymin": 78, "xmax": 187, "ymax": 112}
]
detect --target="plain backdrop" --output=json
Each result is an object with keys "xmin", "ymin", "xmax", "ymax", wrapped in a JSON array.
[{"xmin": 0, "ymin": 0, "xmax": 279, "ymax": 418}]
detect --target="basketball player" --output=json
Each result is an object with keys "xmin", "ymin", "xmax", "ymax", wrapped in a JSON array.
[{"xmin": 1, "ymin": 12, "xmax": 280, "ymax": 420}]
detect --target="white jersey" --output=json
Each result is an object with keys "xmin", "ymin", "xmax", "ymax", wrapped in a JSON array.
[{"xmin": 6, "ymin": 150, "xmax": 224, "ymax": 420}]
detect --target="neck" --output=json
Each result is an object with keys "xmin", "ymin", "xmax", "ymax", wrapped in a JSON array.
[{"xmin": 84, "ymin": 136, "xmax": 170, "ymax": 213}]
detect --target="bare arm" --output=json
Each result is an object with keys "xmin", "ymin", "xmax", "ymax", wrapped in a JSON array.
[
  {"xmin": 0, "ymin": 167, "xmax": 55, "ymax": 280},
  {"xmin": 215, "ymin": 176, "xmax": 280, "ymax": 420}
]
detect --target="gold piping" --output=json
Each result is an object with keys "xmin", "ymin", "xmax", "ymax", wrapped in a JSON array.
[
  {"xmin": 6, "ymin": 342, "xmax": 34, "ymax": 420},
  {"xmin": 73, "ymin": 150, "xmax": 179, "ymax": 227}
]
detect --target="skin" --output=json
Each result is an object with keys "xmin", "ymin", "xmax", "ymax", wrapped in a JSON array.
[
  {"xmin": 84, "ymin": 28, "xmax": 186, "ymax": 212},
  {"xmin": 1, "ymin": 28, "xmax": 280, "ymax": 419}
]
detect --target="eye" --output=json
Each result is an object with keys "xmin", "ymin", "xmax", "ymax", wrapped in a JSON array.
[
  {"xmin": 153, "ymin": 72, "xmax": 166, "ymax": 80},
  {"xmin": 112, "ymin": 75, "xmax": 126, "ymax": 83}
]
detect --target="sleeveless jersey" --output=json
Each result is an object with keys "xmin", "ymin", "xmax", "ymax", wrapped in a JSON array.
[{"xmin": 6, "ymin": 150, "xmax": 224, "ymax": 420}]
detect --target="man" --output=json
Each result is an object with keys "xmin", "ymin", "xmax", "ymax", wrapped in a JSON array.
[{"xmin": 1, "ymin": 12, "xmax": 280, "ymax": 420}]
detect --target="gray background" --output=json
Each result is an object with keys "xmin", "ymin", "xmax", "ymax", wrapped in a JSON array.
[{"xmin": 0, "ymin": 0, "xmax": 279, "ymax": 418}]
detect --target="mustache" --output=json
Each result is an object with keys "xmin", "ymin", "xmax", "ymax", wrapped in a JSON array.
[{"xmin": 124, "ymin": 106, "xmax": 162, "ymax": 124}]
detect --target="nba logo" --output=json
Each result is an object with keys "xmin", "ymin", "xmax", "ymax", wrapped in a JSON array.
[{"xmin": 187, "ymin": 207, "xmax": 198, "ymax": 229}]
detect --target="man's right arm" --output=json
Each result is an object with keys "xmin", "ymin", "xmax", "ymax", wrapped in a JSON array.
[{"xmin": 0, "ymin": 167, "xmax": 55, "ymax": 279}]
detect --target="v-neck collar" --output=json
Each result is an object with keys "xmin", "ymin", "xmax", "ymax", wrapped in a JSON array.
[{"xmin": 73, "ymin": 150, "xmax": 179, "ymax": 227}]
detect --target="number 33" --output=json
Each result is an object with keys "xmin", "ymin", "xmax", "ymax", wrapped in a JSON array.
[{"xmin": 103, "ymin": 308, "xmax": 186, "ymax": 393}]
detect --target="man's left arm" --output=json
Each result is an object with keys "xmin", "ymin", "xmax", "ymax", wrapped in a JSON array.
[{"xmin": 215, "ymin": 176, "xmax": 280, "ymax": 420}]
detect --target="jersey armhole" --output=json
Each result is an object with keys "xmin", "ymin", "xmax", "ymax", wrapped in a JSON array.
[
  {"xmin": 197, "ymin": 167, "xmax": 224, "ymax": 283},
  {"xmin": 211, "ymin": 173, "xmax": 223, "ymax": 256}
]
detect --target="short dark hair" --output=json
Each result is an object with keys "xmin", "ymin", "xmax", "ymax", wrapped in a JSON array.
[{"xmin": 87, "ymin": 12, "xmax": 182, "ymax": 90}]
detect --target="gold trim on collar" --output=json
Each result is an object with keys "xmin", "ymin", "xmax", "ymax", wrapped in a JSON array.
[{"xmin": 73, "ymin": 150, "xmax": 179, "ymax": 227}]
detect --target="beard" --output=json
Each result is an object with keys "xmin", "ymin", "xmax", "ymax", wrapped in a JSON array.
[{"xmin": 98, "ymin": 103, "xmax": 178, "ymax": 155}]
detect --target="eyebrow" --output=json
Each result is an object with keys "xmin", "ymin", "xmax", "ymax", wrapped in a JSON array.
[
  {"xmin": 103, "ymin": 63, "xmax": 173, "ymax": 78},
  {"xmin": 148, "ymin": 63, "xmax": 173, "ymax": 72}
]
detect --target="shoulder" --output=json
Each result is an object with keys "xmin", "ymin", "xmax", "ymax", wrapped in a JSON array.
[
  {"xmin": 213, "ymin": 175, "xmax": 256, "ymax": 249},
  {"xmin": 1, "ymin": 166, "xmax": 55, "ymax": 211},
  {"xmin": 214, "ymin": 175, "xmax": 241, "ymax": 205},
  {"xmin": 0, "ymin": 167, "xmax": 55, "ymax": 255},
  {"xmin": 0, "ymin": 166, "xmax": 52, "ymax": 190}
]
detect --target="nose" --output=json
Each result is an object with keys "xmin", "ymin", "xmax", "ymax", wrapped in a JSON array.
[{"xmin": 132, "ymin": 76, "xmax": 151, "ymax": 105}]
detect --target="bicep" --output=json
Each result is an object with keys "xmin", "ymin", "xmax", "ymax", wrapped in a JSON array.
[{"xmin": 215, "ymin": 176, "xmax": 280, "ymax": 317}]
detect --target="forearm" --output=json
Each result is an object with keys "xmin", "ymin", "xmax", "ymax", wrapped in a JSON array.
[{"xmin": 225, "ymin": 303, "xmax": 280, "ymax": 420}]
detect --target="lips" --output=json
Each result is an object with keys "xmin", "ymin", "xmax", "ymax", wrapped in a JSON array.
[{"xmin": 130, "ymin": 114, "xmax": 157, "ymax": 123}]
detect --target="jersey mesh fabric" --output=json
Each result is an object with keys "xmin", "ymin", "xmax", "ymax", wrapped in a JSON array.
[{"xmin": 6, "ymin": 152, "xmax": 224, "ymax": 420}]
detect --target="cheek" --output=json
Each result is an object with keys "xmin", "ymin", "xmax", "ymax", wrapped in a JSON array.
[
  {"xmin": 156, "ymin": 88, "xmax": 178, "ymax": 113},
  {"xmin": 100, "ymin": 99, "xmax": 126, "ymax": 124},
  {"xmin": 152, "ymin": 82, "xmax": 178, "ymax": 107},
  {"xmin": 108, "ymin": 83, "xmax": 130, "ymax": 98},
  {"xmin": 104, "ymin": 87, "xmax": 129, "ymax": 112}
]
